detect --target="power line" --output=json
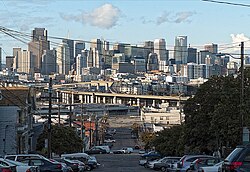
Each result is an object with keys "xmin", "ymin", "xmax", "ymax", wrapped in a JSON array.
[{"xmin": 202, "ymin": 0, "xmax": 250, "ymax": 8}]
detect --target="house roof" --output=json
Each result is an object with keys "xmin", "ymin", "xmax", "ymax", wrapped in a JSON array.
[{"xmin": 0, "ymin": 87, "xmax": 29, "ymax": 107}]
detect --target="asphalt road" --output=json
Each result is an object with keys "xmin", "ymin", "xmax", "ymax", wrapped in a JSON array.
[{"xmin": 92, "ymin": 116, "xmax": 150, "ymax": 171}]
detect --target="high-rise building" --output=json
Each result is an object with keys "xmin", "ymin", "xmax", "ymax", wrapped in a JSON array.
[
  {"xmin": 174, "ymin": 36, "xmax": 188, "ymax": 64},
  {"xmin": 17, "ymin": 50, "xmax": 33, "ymax": 74},
  {"xmin": 6, "ymin": 56, "xmax": 15, "ymax": 71},
  {"xmin": 144, "ymin": 41, "xmax": 154, "ymax": 71},
  {"xmin": 63, "ymin": 39, "xmax": 74, "ymax": 68},
  {"xmin": 204, "ymin": 44, "xmax": 218, "ymax": 54},
  {"xmin": 28, "ymin": 28, "xmax": 50, "ymax": 73},
  {"xmin": 74, "ymin": 41, "xmax": 85, "ymax": 57},
  {"xmin": 56, "ymin": 42, "xmax": 70, "ymax": 75},
  {"xmin": 147, "ymin": 53, "xmax": 158, "ymax": 71},
  {"xmin": 90, "ymin": 39, "xmax": 104, "ymax": 69},
  {"xmin": 41, "ymin": 49, "xmax": 57, "ymax": 75},
  {"xmin": 187, "ymin": 47, "xmax": 197, "ymax": 63},
  {"xmin": 154, "ymin": 39, "xmax": 167, "ymax": 71},
  {"xmin": 13, "ymin": 48, "xmax": 22, "ymax": 72}
]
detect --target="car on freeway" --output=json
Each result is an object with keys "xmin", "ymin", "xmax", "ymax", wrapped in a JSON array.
[
  {"xmin": 169, "ymin": 155, "xmax": 215, "ymax": 172},
  {"xmin": 221, "ymin": 144, "xmax": 250, "ymax": 171},
  {"xmin": 0, "ymin": 158, "xmax": 38, "ymax": 172},
  {"xmin": 85, "ymin": 147, "xmax": 107, "ymax": 154},
  {"xmin": 0, "ymin": 164, "xmax": 12, "ymax": 172},
  {"xmin": 188, "ymin": 157, "xmax": 223, "ymax": 172},
  {"xmin": 20, "ymin": 157, "xmax": 63, "ymax": 172},
  {"xmin": 104, "ymin": 139, "xmax": 116, "ymax": 143},
  {"xmin": 198, "ymin": 161, "xmax": 223, "ymax": 172},
  {"xmin": 153, "ymin": 157, "xmax": 181, "ymax": 172}
]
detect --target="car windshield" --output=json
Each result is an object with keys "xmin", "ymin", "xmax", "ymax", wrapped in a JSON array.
[{"xmin": 225, "ymin": 148, "xmax": 243, "ymax": 162}]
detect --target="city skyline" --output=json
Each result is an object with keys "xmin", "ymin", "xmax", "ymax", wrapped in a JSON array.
[{"xmin": 0, "ymin": 0, "xmax": 250, "ymax": 58}]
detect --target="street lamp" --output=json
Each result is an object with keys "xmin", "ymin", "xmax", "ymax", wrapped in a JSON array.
[{"xmin": 216, "ymin": 41, "xmax": 246, "ymax": 144}]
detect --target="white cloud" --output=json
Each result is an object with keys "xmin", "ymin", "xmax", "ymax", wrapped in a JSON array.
[
  {"xmin": 61, "ymin": 4, "xmax": 121, "ymax": 29},
  {"xmin": 156, "ymin": 11, "xmax": 195, "ymax": 25},
  {"xmin": 230, "ymin": 33, "xmax": 250, "ymax": 52}
]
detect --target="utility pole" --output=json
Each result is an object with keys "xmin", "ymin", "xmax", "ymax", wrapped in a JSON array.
[
  {"xmin": 240, "ymin": 41, "xmax": 244, "ymax": 128},
  {"xmin": 47, "ymin": 77, "xmax": 52, "ymax": 159},
  {"xmin": 69, "ymin": 93, "xmax": 72, "ymax": 127}
]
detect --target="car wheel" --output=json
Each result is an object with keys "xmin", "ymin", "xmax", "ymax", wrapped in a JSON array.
[
  {"xmin": 85, "ymin": 165, "xmax": 92, "ymax": 171},
  {"xmin": 161, "ymin": 167, "xmax": 166, "ymax": 172},
  {"xmin": 100, "ymin": 151, "xmax": 102, "ymax": 154},
  {"xmin": 144, "ymin": 164, "xmax": 148, "ymax": 168}
]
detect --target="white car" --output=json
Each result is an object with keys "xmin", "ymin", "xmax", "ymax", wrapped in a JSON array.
[
  {"xmin": 104, "ymin": 139, "xmax": 116, "ymax": 143},
  {"xmin": 0, "ymin": 158, "xmax": 38, "ymax": 172},
  {"xmin": 198, "ymin": 161, "xmax": 223, "ymax": 172}
]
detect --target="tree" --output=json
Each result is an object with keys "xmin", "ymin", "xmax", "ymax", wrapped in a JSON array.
[{"xmin": 36, "ymin": 125, "xmax": 83, "ymax": 155}]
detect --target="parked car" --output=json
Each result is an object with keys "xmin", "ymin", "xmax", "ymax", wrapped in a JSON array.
[
  {"xmin": 20, "ymin": 158, "xmax": 63, "ymax": 172},
  {"xmin": 0, "ymin": 158, "xmax": 38, "ymax": 172},
  {"xmin": 112, "ymin": 149, "xmax": 126, "ymax": 154},
  {"xmin": 221, "ymin": 144, "xmax": 250, "ymax": 171},
  {"xmin": 85, "ymin": 147, "xmax": 107, "ymax": 154},
  {"xmin": 170, "ymin": 155, "xmax": 215, "ymax": 172},
  {"xmin": 0, "ymin": 159, "xmax": 16, "ymax": 172},
  {"xmin": 93, "ymin": 146, "xmax": 110, "ymax": 154},
  {"xmin": 0, "ymin": 164, "xmax": 12, "ymax": 172},
  {"xmin": 139, "ymin": 156, "xmax": 160, "ymax": 167},
  {"xmin": 198, "ymin": 161, "xmax": 223, "ymax": 172},
  {"xmin": 122, "ymin": 147, "xmax": 133, "ymax": 154},
  {"xmin": 188, "ymin": 157, "xmax": 223, "ymax": 172},
  {"xmin": 53, "ymin": 158, "xmax": 84, "ymax": 172},
  {"xmin": 153, "ymin": 157, "xmax": 181, "ymax": 171},
  {"xmin": 104, "ymin": 139, "xmax": 116, "ymax": 143},
  {"xmin": 61, "ymin": 153, "xmax": 99, "ymax": 171},
  {"xmin": 141, "ymin": 151, "xmax": 161, "ymax": 158},
  {"xmin": 139, "ymin": 149, "xmax": 146, "ymax": 154},
  {"xmin": 5, "ymin": 154, "xmax": 45, "ymax": 162}
]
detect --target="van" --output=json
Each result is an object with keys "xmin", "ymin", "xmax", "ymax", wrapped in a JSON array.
[{"xmin": 93, "ymin": 146, "xmax": 110, "ymax": 154}]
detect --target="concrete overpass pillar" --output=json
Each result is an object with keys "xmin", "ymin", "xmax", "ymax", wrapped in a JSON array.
[
  {"xmin": 91, "ymin": 93, "xmax": 95, "ymax": 103},
  {"xmin": 97, "ymin": 83, "xmax": 100, "ymax": 92},
  {"xmin": 106, "ymin": 83, "xmax": 109, "ymax": 92},
  {"xmin": 113, "ymin": 96, "xmax": 117, "ymax": 104},
  {"xmin": 153, "ymin": 100, "xmax": 156, "ymax": 107},
  {"xmin": 79, "ymin": 95, "xmax": 83, "ymax": 104},
  {"xmin": 137, "ymin": 98, "xmax": 140, "ymax": 106},
  {"xmin": 103, "ymin": 97, "xmax": 106, "ymax": 104}
]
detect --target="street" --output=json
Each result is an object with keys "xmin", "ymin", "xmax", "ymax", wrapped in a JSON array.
[{"xmin": 92, "ymin": 115, "xmax": 150, "ymax": 171}]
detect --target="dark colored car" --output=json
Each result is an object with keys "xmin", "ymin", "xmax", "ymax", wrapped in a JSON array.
[
  {"xmin": 85, "ymin": 147, "xmax": 107, "ymax": 154},
  {"xmin": 0, "ymin": 164, "xmax": 12, "ymax": 172},
  {"xmin": 188, "ymin": 157, "xmax": 223, "ymax": 172},
  {"xmin": 20, "ymin": 158, "xmax": 63, "ymax": 172},
  {"xmin": 222, "ymin": 145, "xmax": 250, "ymax": 171},
  {"xmin": 153, "ymin": 157, "xmax": 181, "ymax": 172},
  {"xmin": 141, "ymin": 151, "xmax": 161, "ymax": 158},
  {"xmin": 53, "ymin": 158, "xmax": 84, "ymax": 172}
]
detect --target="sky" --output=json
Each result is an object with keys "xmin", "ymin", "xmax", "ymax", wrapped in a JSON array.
[{"xmin": 1, "ymin": 0, "xmax": 250, "ymax": 60}]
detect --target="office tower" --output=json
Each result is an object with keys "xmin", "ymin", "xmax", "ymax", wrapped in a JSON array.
[
  {"xmin": 62, "ymin": 39, "xmax": 74, "ymax": 69},
  {"xmin": 144, "ymin": 41, "xmax": 154, "ymax": 71},
  {"xmin": 174, "ymin": 36, "xmax": 188, "ymax": 64},
  {"xmin": 113, "ymin": 43, "xmax": 125, "ymax": 53},
  {"xmin": 6, "ymin": 56, "xmax": 15, "ymax": 71},
  {"xmin": 17, "ymin": 50, "xmax": 33, "ymax": 74},
  {"xmin": 204, "ymin": 43, "xmax": 218, "ymax": 54},
  {"xmin": 103, "ymin": 41, "xmax": 109, "ymax": 51},
  {"xmin": 56, "ymin": 42, "xmax": 70, "ymax": 75},
  {"xmin": 198, "ymin": 50, "xmax": 210, "ymax": 64},
  {"xmin": 74, "ymin": 41, "xmax": 85, "ymax": 57},
  {"xmin": 28, "ymin": 28, "xmax": 50, "ymax": 73},
  {"xmin": 75, "ymin": 50, "xmax": 88, "ymax": 75},
  {"xmin": 13, "ymin": 48, "xmax": 22, "ymax": 71},
  {"xmin": 154, "ymin": 39, "xmax": 167, "ymax": 71},
  {"xmin": 187, "ymin": 47, "xmax": 197, "ymax": 63},
  {"xmin": 147, "ymin": 53, "xmax": 158, "ymax": 71},
  {"xmin": 90, "ymin": 39, "xmax": 104, "ymax": 69},
  {"xmin": 41, "ymin": 49, "xmax": 57, "ymax": 75},
  {"xmin": 132, "ymin": 56, "xmax": 146, "ymax": 73}
]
